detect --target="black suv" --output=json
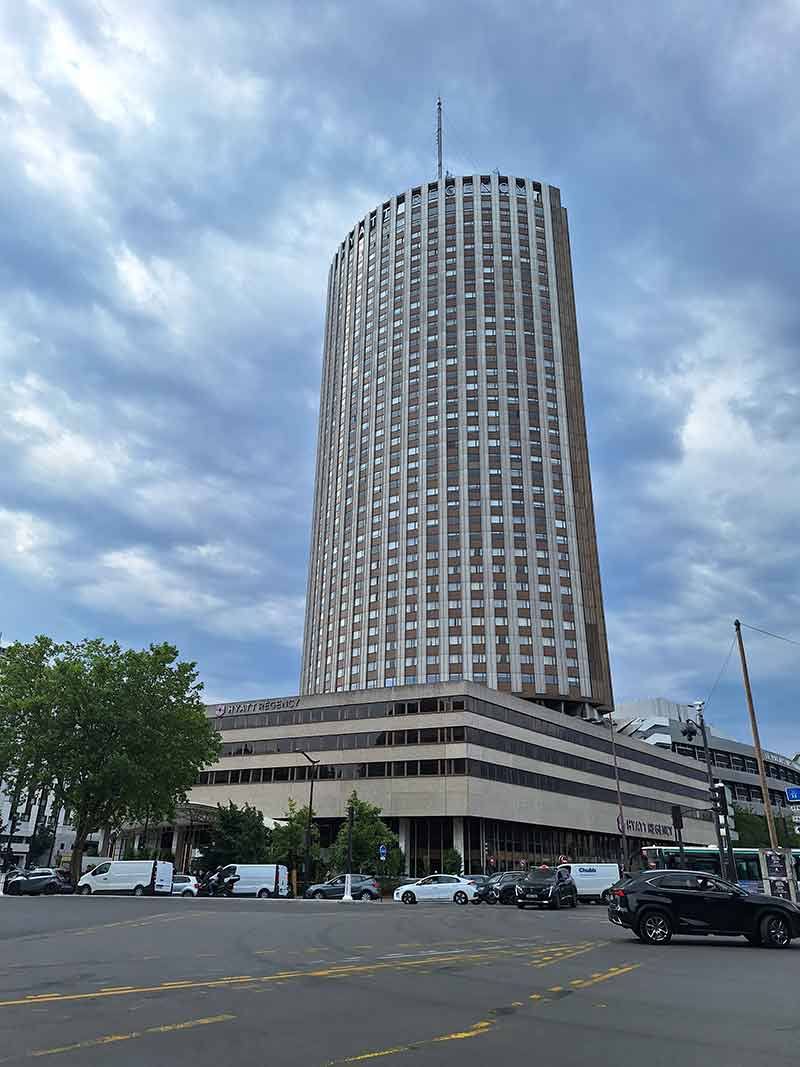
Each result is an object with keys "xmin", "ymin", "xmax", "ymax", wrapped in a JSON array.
[
  {"xmin": 475, "ymin": 871, "xmax": 528, "ymax": 905},
  {"xmin": 516, "ymin": 867, "xmax": 578, "ymax": 910},
  {"xmin": 608, "ymin": 869, "xmax": 800, "ymax": 948}
]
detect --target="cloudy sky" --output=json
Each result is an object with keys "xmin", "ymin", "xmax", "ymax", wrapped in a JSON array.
[{"xmin": 2, "ymin": 1, "xmax": 798, "ymax": 753}]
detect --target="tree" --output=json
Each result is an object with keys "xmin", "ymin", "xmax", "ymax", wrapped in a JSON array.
[
  {"xmin": 733, "ymin": 806, "xmax": 800, "ymax": 848},
  {"xmin": 441, "ymin": 847, "xmax": 463, "ymax": 875},
  {"xmin": 0, "ymin": 637, "xmax": 221, "ymax": 882},
  {"xmin": 269, "ymin": 798, "xmax": 320, "ymax": 879},
  {"xmin": 328, "ymin": 791, "xmax": 404, "ymax": 875},
  {"xmin": 0, "ymin": 638, "xmax": 55, "ymax": 869},
  {"xmin": 199, "ymin": 802, "xmax": 272, "ymax": 870}
]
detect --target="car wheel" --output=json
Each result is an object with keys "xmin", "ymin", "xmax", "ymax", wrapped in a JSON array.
[
  {"xmin": 133, "ymin": 885, "xmax": 145, "ymax": 897},
  {"xmin": 79, "ymin": 885, "xmax": 91, "ymax": 896},
  {"xmin": 182, "ymin": 889, "xmax": 194, "ymax": 897},
  {"xmin": 358, "ymin": 891, "xmax": 373, "ymax": 901},
  {"xmin": 760, "ymin": 912, "xmax": 792, "ymax": 949},
  {"xmin": 637, "ymin": 910, "xmax": 673, "ymax": 945},
  {"xmin": 313, "ymin": 890, "xmax": 325, "ymax": 900},
  {"xmin": 454, "ymin": 891, "xmax": 468, "ymax": 905},
  {"xmin": 401, "ymin": 891, "xmax": 416, "ymax": 905},
  {"xmin": 485, "ymin": 895, "xmax": 497, "ymax": 905},
  {"xmin": 470, "ymin": 897, "xmax": 482, "ymax": 905},
  {"xmin": 601, "ymin": 889, "xmax": 613, "ymax": 905},
  {"xmin": 257, "ymin": 889, "xmax": 271, "ymax": 899},
  {"xmin": 44, "ymin": 884, "xmax": 57, "ymax": 895}
]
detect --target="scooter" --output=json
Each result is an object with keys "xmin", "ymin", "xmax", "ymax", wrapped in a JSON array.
[{"xmin": 198, "ymin": 873, "xmax": 240, "ymax": 897}]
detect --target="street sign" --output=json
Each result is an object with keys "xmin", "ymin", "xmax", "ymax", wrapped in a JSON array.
[
  {"xmin": 786, "ymin": 787, "xmax": 800, "ymax": 803},
  {"xmin": 378, "ymin": 843, "xmax": 387, "ymax": 862}
]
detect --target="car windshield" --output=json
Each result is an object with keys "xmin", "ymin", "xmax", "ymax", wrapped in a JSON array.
[{"xmin": 524, "ymin": 871, "xmax": 556, "ymax": 885}]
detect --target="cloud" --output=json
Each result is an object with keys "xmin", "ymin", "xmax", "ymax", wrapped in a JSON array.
[{"xmin": 0, "ymin": 0, "xmax": 797, "ymax": 752}]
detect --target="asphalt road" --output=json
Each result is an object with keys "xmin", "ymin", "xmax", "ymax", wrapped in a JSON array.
[{"xmin": 0, "ymin": 894, "xmax": 797, "ymax": 1066}]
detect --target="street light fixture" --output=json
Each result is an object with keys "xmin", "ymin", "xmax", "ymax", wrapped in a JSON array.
[{"xmin": 300, "ymin": 751, "xmax": 320, "ymax": 889}]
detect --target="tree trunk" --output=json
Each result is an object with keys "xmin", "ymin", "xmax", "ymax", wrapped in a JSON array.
[
  {"xmin": 2, "ymin": 783, "xmax": 22, "ymax": 870},
  {"xmin": 70, "ymin": 823, "xmax": 90, "ymax": 885},
  {"xmin": 28, "ymin": 787, "xmax": 49, "ymax": 865}
]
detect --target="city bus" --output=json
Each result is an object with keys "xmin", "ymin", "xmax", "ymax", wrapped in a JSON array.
[{"xmin": 641, "ymin": 845, "xmax": 800, "ymax": 894}]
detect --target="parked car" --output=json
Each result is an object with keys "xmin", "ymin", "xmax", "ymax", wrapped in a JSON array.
[
  {"xmin": 608, "ymin": 869, "xmax": 800, "ymax": 948},
  {"xmin": 77, "ymin": 860, "xmax": 173, "ymax": 896},
  {"xmin": 171, "ymin": 874, "xmax": 200, "ymax": 897},
  {"xmin": 515, "ymin": 866, "xmax": 578, "ymax": 909},
  {"xmin": 475, "ymin": 871, "xmax": 528, "ymax": 905},
  {"xmin": 304, "ymin": 874, "xmax": 380, "ymax": 900},
  {"xmin": 393, "ymin": 875, "xmax": 476, "ymax": 905},
  {"xmin": 4, "ymin": 869, "xmax": 74, "ymax": 896},
  {"xmin": 561, "ymin": 862, "xmax": 620, "ymax": 903}
]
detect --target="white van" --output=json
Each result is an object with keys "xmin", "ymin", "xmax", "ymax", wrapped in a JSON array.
[
  {"xmin": 77, "ymin": 860, "xmax": 174, "ymax": 896},
  {"xmin": 220, "ymin": 864, "xmax": 289, "ymax": 898},
  {"xmin": 560, "ymin": 862, "xmax": 620, "ymax": 902}
]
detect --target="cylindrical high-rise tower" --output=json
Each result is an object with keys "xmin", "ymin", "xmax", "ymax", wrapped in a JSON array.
[{"xmin": 301, "ymin": 173, "xmax": 613, "ymax": 714}]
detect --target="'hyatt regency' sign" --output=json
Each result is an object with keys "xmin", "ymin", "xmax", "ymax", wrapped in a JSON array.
[
  {"xmin": 210, "ymin": 697, "xmax": 302, "ymax": 717},
  {"xmin": 623, "ymin": 818, "xmax": 674, "ymax": 840}
]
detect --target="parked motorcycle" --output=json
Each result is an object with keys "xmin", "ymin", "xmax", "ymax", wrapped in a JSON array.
[{"xmin": 197, "ymin": 871, "xmax": 240, "ymax": 897}]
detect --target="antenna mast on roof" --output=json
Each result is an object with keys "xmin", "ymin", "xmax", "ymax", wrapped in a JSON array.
[{"xmin": 436, "ymin": 97, "xmax": 443, "ymax": 181}]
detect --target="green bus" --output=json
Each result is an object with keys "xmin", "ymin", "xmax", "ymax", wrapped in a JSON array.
[{"xmin": 641, "ymin": 845, "xmax": 800, "ymax": 894}]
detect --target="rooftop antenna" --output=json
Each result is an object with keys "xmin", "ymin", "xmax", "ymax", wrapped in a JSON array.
[{"xmin": 436, "ymin": 97, "xmax": 443, "ymax": 181}]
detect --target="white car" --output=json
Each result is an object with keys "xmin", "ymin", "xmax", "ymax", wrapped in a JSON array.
[
  {"xmin": 171, "ymin": 874, "xmax": 199, "ymax": 897},
  {"xmin": 393, "ymin": 875, "xmax": 476, "ymax": 905}
]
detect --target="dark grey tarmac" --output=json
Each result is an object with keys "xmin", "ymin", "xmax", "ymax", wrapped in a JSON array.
[{"xmin": 0, "ymin": 895, "xmax": 796, "ymax": 1066}]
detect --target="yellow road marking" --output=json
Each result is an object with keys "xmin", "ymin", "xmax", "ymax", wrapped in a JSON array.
[
  {"xmin": 532, "ymin": 943, "xmax": 602, "ymax": 967},
  {"xmin": 569, "ymin": 963, "xmax": 640, "ymax": 988},
  {"xmin": 328, "ymin": 1020, "xmax": 494, "ymax": 1063},
  {"xmin": 0, "ymin": 942, "xmax": 603, "ymax": 1012},
  {"xmin": 330, "ymin": 959, "xmax": 643, "ymax": 1063},
  {"xmin": 30, "ymin": 1015, "xmax": 235, "ymax": 1057}
]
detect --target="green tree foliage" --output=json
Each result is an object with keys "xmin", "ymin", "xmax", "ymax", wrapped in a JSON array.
[
  {"xmin": 441, "ymin": 847, "xmax": 463, "ymax": 875},
  {"xmin": 733, "ymin": 806, "xmax": 800, "ymax": 848},
  {"xmin": 0, "ymin": 636, "xmax": 221, "ymax": 881},
  {"xmin": 199, "ymin": 802, "xmax": 272, "ymax": 870},
  {"xmin": 328, "ymin": 791, "xmax": 404, "ymax": 875},
  {"xmin": 268, "ymin": 798, "xmax": 320, "ymax": 878}
]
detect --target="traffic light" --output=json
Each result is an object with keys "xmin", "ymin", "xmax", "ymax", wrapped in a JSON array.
[
  {"xmin": 680, "ymin": 721, "xmax": 698, "ymax": 742},
  {"xmin": 671, "ymin": 805, "xmax": 684, "ymax": 831},
  {"xmin": 710, "ymin": 782, "xmax": 729, "ymax": 816}
]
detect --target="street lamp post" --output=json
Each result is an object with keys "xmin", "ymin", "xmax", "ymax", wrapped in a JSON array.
[
  {"xmin": 604, "ymin": 713, "xmax": 629, "ymax": 872},
  {"xmin": 300, "ymin": 752, "xmax": 320, "ymax": 891},
  {"xmin": 681, "ymin": 701, "xmax": 731, "ymax": 881}
]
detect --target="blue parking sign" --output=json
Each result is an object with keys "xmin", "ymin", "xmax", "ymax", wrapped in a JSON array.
[
  {"xmin": 379, "ymin": 844, "xmax": 387, "ymax": 862},
  {"xmin": 786, "ymin": 787, "xmax": 800, "ymax": 803}
]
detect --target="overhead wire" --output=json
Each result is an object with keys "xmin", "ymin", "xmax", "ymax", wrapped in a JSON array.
[
  {"xmin": 703, "ymin": 635, "xmax": 736, "ymax": 711},
  {"xmin": 739, "ymin": 622, "xmax": 800, "ymax": 648}
]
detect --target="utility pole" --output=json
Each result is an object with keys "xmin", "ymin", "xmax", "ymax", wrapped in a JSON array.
[
  {"xmin": 436, "ymin": 97, "xmax": 443, "ymax": 181},
  {"xmin": 734, "ymin": 619, "xmax": 779, "ymax": 850},
  {"xmin": 607, "ymin": 714, "xmax": 629, "ymax": 871},
  {"xmin": 347, "ymin": 802, "xmax": 354, "ymax": 873},
  {"xmin": 300, "ymin": 752, "xmax": 320, "ymax": 890}
]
